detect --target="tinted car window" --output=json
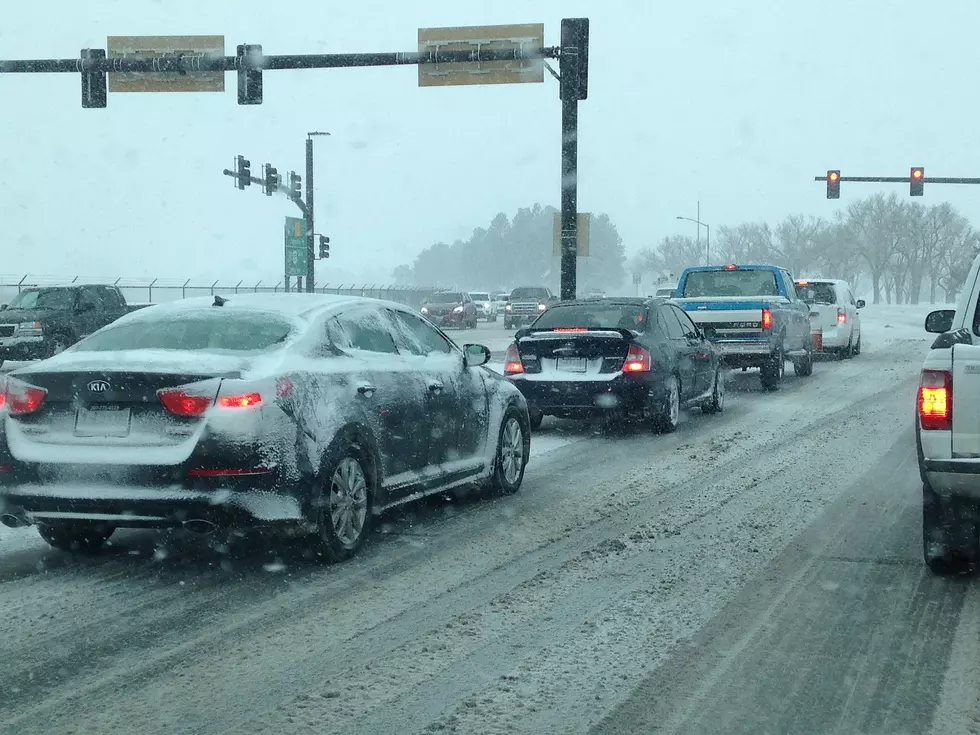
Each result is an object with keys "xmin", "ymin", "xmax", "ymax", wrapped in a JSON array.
[
  {"xmin": 330, "ymin": 310, "xmax": 399, "ymax": 354},
  {"xmin": 73, "ymin": 311, "xmax": 295, "ymax": 352},
  {"xmin": 532, "ymin": 303, "xmax": 647, "ymax": 331},
  {"xmin": 796, "ymin": 282, "xmax": 838, "ymax": 304},
  {"xmin": 682, "ymin": 270, "xmax": 779, "ymax": 297},
  {"xmin": 670, "ymin": 305, "xmax": 700, "ymax": 337},
  {"xmin": 7, "ymin": 288, "xmax": 75, "ymax": 310},
  {"xmin": 390, "ymin": 310, "xmax": 454, "ymax": 355},
  {"xmin": 658, "ymin": 306, "xmax": 686, "ymax": 339}
]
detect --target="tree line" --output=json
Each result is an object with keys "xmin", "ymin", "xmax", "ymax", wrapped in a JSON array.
[
  {"xmin": 392, "ymin": 204, "xmax": 627, "ymax": 293},
  {"xmin": 633, "ymin": 193, "xmax": 980, "ymax": 304}
]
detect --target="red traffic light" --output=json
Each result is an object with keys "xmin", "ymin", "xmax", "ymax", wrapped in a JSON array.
[{"xmin": 912, "ymin": 168, "xmax": 923, "ymax": 179}]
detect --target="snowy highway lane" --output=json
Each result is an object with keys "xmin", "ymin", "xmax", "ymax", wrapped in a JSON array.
[{"xmin": 2, "ymin": 310, "xmax": 980, "ymax": 733}]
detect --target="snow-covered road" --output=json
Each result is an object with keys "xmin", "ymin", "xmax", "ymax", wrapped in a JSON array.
[{"xmin": 2, "ymin": 306, "xmax": 979, "ymax": 734}]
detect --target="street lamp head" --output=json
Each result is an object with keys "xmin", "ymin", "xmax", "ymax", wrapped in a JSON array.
[{"xmin": 308, "ymin": 131, "xmax": 331, "ymax": 138}]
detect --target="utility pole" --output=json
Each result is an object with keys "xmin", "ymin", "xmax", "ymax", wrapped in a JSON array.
[{"xmin": 558, "ymin": 18, "xmax": 589, "ymax": 302}]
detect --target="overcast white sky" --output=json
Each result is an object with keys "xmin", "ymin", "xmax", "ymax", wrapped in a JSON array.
[{"xmin": 1, "ymin": 1, "xmax": 978, "ymax": 288}]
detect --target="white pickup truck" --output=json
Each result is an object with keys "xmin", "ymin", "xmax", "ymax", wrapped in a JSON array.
[{"xmin": 918, "ymin": 255, "xmax": 980, "ymax": 573}]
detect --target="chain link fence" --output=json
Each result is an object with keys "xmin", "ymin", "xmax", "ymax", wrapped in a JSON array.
[{"xmin": 0, "ymin": 275, "xmax": 445, "ymax": 310}]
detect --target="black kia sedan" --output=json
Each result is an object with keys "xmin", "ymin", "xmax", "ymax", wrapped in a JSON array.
[
  {"xmin": 0, "ymin": 294, "xmax": 531, "ymax": 561},
  {"xmin": 503, "ymin": 297, "xmax": 725, "ymax": 432}
]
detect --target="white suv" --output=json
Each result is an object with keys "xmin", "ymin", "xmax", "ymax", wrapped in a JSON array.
[{"xmin": 794, "ymin": 278, "xmax": 865, "ymax": 358}]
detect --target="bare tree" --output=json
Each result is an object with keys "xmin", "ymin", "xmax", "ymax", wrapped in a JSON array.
[
  {"xmin": 642, "ymin": 235, "xmax": 703, "ymax": 280},
  {"xmin": 840, "ymin": 193, "xmax": 904, "ymax": 304}
]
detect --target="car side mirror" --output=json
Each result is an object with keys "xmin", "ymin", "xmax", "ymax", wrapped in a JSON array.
[
  {"xmin": 925, "ymin": 309, "xmax": 955, "ymax": 334},
  {"xmin": 856, "ymin": 299, "xmax": 866, "ymax": 309},
  {"xmin": 463, "ymin": 343, "xmax": 491, "ymax": 367}
]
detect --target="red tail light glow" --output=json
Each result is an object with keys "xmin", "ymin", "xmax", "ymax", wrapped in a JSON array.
[
  {"xmin": 217, "ymin": 392, "xmax": 262, "ymax": 409},
  {"xmin": 553, "ymin": 327, "xmax": 589, "ymax": 332},
  {"xmin": 158, "ymin": 389, "xmax": 213, "ymax": 417},
  {"xmin": 503, "ymin": 343, "xmax": 524, "ymax": 375},
  {"xmin": 2, "ymin": 378, "xmax": 47, "ymax": 416},
  {"xmin": 919, "ymin": 369, "xmax": 952, "ymax": 430},
  {"xmin": 724, "ymin": 264, "xmax": 737, "ymax": 271},
  {"xmin": 187, "ymin": 467, "xmax": 272, "ymax": 477},
  {"xmin": 623, "ymin": 344, "xmax": 651, "ymax": 372},
  {"xmin": 761, "ymin": 308, "xmax": 773, "ymax": 330},
  {"xmin": 837, "ymin": 309, "xmax": 847, "ymax": 324}
]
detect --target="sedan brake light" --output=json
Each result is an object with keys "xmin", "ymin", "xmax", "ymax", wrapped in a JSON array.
[
  {"xmin": 761, "ymin": 308, "xmax": 773, "ymax": 330},
  {"xmin": 919, "ymin": 369, "xmax": 952, "ymax": 430},
  {"xmin": 158, "ymin": 389, "xmax": 214, "ymax": 417},
  {"xmin": 1, "ymin": 377, "xmax": 47, "ymax": 416},
  {"xmin": 837, "ymin": 309, "xmax": 847, "ymax": 324},
  {"xmin": 553, "ymin": 327, "xmax": 588, "ymax": 332},
  {"xmin": 503, "ymin": 343, "xmax": 524, "ymax": 375},
  {"xmin": 217, "ymin": 392, "xmax": 262, "ymax": 409},
  {"xmin": 623, "ymin": 344, "xmax": 651, "ymax": 372}
]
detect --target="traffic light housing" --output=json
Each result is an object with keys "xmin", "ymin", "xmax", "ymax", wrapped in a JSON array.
[
  {"xmin": 319, "ymin": 235, "xmax": 330, "ymax": 259},
  {"xmin": 911, "ymin": 167, "xmax": 924, "ymax": 196},
  {"xmin": 80, "ymin": 49, "xmax": 107, "ymax": 109},
  {"xmin": 236, "ymin": 156, "xmax": 251, "ymax": 190},
  {"xmin": 237, "ymin": 44, "xmax": 263, "ymax": 105},
  {"xmin": 263, "ymin": 164, "xmax": 279, "ymax": 196},
  {"xmin": 826, "ymin": 170, "xmax": 840, "ymax": 199},
  {"xmin": 289, "ymin": 172, "xmax": 302, "ymax": 200}
]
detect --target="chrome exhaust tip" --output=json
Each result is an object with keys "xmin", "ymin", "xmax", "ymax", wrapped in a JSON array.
[
  {"xmin": 183, "ymin": 518, "xmax": 218, "ymax": 535},
  {"xmin": 0, "ymin": 511, "xmax": 31, "ymax": 529}
]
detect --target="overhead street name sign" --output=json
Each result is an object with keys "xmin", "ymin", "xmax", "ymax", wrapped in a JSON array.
[
  {"xmin": 106, "ymin": 35, "xmax": 225, "ymax": 93},
  {"xmin": 418, "ymin": 23, "xmax": 544, "ymax": 87},
  {"xmin": 553, "ymin": 212, "xmax": 590, "ymax": 257},
  {"xmin": 284, "ymin": 216, "xmax": 308, "ymax": 277}
]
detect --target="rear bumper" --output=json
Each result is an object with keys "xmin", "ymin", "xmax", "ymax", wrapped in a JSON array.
[
  {"xmin": 921, "ymin": 459, "xmax": 980, "ymax": 501},
  {"xmin": 0, "ymin": 480, "xmax": 306, "ymax": 528},
  {"xmin": 509, "ymin": 374, "xmax": 654, "ymax": 414},
  {"xmin": 505, "ymin": 311, "xmax": 542, "ymax": 324},
  {"xmin": 710, "ymin": 340, "xmax": 773, "ymax": 367}
]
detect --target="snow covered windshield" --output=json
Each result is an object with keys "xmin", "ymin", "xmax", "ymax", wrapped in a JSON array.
[
  {"xmin": 72, "ymin": 311, "xmax": 295, "ymax": 352},
  {"xmin": 7, "ymin": 288, "xmax": 74, "ymax": 310},
  {"xmin": 682, "ymin": 270, "xmax": 779, "ymax": 298},
  {"xmin": 533, "ymin": 303, "xmax": 646, "ymax": 331}
]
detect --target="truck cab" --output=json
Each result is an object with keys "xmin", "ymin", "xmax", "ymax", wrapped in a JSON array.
[
  {"xmin": 672, "ymin": 264, "xmax": 813, "ymax": 390},
  {"xmin": 918, "ymin": 253, "xmax": 980, "ymax": 572}
]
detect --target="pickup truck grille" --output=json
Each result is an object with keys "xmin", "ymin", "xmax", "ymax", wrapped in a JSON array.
[
  {"xmin": 0, "ymin": 325, "xmax": 15, "ymax": 338},
  {"xmin": 510, "ymin": 302, "xmax": 541, "ymax": 316}
]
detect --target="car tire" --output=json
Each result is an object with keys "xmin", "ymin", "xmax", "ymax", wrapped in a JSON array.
[
  {"xmin": 487, "ymin": 407, "xmax": 529, "ymax": 496},
  {"xmin": 760, "ymin": 347, "xmax": 784, "ymax": 391},
  {"xmin": 853, "ymin": 332, "xmax": 862, "ymax": 356},
  {"xmin": 529, "ymin": 409, "xmax": 544, "ymax": 430},
  {"xmin": 310, "ymin": 447, "xmax": 373, "ymax": 564},
  {"xmin": 37, "ymin": 521, "xmax": 114, "ymax": 553},
  {"xmin": 702, "ymin": 368, "xmax": 726, "ymax": 414},
  {"xmin": 652, "ymin": 375, "xmax": 681, "ymax": 433},
  {"xmin": 793, "ymin": 340, "xmax": 814, "ymax": 377},
  {"xmin": 843, "ymin": 337, "xmax": 854, "ymax": 359},
  {"xmin": 923, "ymin": 481, "xmax": 978, "ymax": 575}
]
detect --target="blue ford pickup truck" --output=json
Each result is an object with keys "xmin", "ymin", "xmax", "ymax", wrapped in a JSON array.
[{"xmin": 671, "ymin": 264, "xmax": 813, "ymax": 390}]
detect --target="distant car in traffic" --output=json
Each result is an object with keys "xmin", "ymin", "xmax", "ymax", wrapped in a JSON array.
[
  {"xmin": 655, "ymin": 286, "xmax": 677, "ymax": 298},
  {"xmin": 468, "ymin": 292, "xmax": 499, "ymax": 322},
  {"xmin": 794, "ymin": 278, "xmax": 864, "ymax": 358},
  {"xmin": 504, "ymin": 286, "xmax": 556, "ymax": 330},
  {"xmin": 420, "ymin": 291, "xmax": 479, "ymax": 330},
  {"xmin": 0, "ymin": 294, "xmax": 531, "ymax": 560},
  {"xmin": 503, "ymin": 297, "xmax": 724, "ymax": 432}
]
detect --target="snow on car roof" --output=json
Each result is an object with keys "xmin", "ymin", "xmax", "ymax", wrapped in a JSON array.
[{"xmin": 110, "ymin": 293, "xmax": 415, "ymax": 324}]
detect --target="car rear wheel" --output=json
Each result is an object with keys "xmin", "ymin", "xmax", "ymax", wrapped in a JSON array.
[
  {"xmin": 488, "ymin": 408, "xmax": 529, "ymax": 495},
  {"xmin": 792, "ymin": 340, "xmax": 813, "ymax": 377},
  {"xmin": 652, "ymin": 375, "xmax": 681, "ymax": 433},
  {"xmin": 702, "ymin": 368, "xmax": 725, "ymax": 414},
  {"xmin": 312, "ymin": 450, "xmax": 372, "ymax": 563},
  {"xmin": 37, "ymin": 521, "xmax": 114, "ymax": 554},
  {"xmin": 923, "ymin": 481, "xmax": 978, "ymax": 575},
  {"xmin": 853, "ymin": 332, "xmax": 862, "ymax": 356}
]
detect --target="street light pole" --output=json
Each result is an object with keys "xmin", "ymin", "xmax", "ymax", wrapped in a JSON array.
[
  {"xmin": 676, "ymin": 214, "xmax": 711, "ymax": 266},
  {"xmin": 306, "ymin": 131, "xmax": 330, "ymax": 293}
]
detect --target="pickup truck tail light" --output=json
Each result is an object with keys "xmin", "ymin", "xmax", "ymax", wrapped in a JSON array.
[
  {"xmin": 919, "ymin": 369, "xmax": 952, "ymax": 431},
  {"xmin": 623, "ymin": 344, "xmax": 652, "ymax": 372},
  {"xmin": 761, "ymin": 308, "xmax": 773, "ymax": 330},
  {"xmin": 837, "ymin": 309, "xmax": 847, "ymax": 324},
  {"xmin": 503, "ymin": 343, "xmax": 524, "ymax": 375}
]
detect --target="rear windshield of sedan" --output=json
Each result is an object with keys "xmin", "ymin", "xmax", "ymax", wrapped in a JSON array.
[
  {"xmin": 533, "ymin": 303, "xmax": 647, "ymax": 331},
  {"xmin": 73, "ymin": 311, "xmax": 295, "ymax": 353},
  {"xmin": 427, "ymin": 292, "xmax": 463, "ymax": 303},
  {"xmin": 681, "ymin": 270, "xmax": 779, "ymax": 298},
  {"xmin": 795, "ymin": 282, "xmax": 837, "ymax": 304}
]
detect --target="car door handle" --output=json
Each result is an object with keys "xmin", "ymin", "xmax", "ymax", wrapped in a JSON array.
[
  {"xmin": 356, "ymin": 384, "xmax": 377, "ymax": 395},
  {"xmin": 428, "ymin": 381, "xmax": 444, "ymax": 392}
]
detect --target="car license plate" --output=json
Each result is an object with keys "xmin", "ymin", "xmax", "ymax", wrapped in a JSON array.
[
  {"xmin": 75, "ymin": 406, "xmax": 132, "ymax": 437},
  {"xmin": 557, "ymin": 357, "xmax": 587, "ymax": 373}
]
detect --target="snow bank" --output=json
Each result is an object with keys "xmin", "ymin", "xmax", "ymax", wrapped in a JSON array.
[{"xmin": 858, "ymin": 303, "xmax": 953, "ymax": 351}]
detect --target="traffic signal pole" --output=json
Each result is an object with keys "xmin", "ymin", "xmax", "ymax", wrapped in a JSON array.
[
  {"xmin": 558, "ymin": 18, "xmax": 589, "ymax": 302},
  {"xmin": 305, "ymin": 136, "xmax": 315, "ymax": 293}
]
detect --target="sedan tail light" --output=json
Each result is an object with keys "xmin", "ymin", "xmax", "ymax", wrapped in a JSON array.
[
  {"xmin": 158, "ymin": 389, "xmax": 214, "ymax": 417},
  {"xmin": 503, "ymin": 343, "xmax": 524, "ymax": 375},
  {"xmin": 837, "ymin": 309, "xmax": 847, "ymax": 324},
  {"xmin": 0, "ymin": 377, "xmax": 47, "ymax": 416},
  {"xmin": 623, "ymin": 344, "xmax": 651, "ymax": 372},
  {"xmin": 919, "ymin": 369, "xmax": 952, "ymax": 430}
]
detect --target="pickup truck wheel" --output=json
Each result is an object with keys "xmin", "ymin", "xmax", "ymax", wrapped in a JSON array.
[
  {"xmin": 923, "ymin": 482, "xmax": 978, "ymax": 574},
  {"xmin": 792, "ymin": 342, "xmax": 814, "ymax": 377},
  {"xmin": 760, "ymin": 348, "xmax": 784, "ymax": 391},
  {"xmin": 652, "ymin": 375, "xmax": 681, "ymax": 433}
]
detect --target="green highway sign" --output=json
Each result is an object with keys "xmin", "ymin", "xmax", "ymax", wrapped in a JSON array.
[{"xmin": 284, "ymin": 216, "xmax": 307, "ymax": 277}]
